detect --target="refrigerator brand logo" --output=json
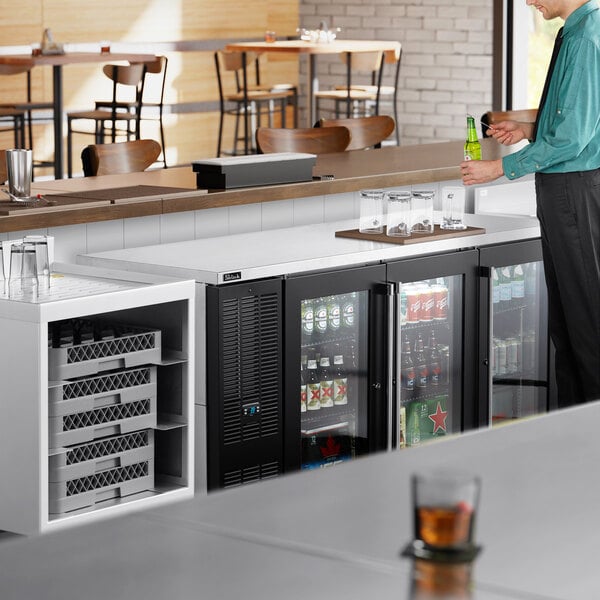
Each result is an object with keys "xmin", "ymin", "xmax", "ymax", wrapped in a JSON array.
[
  {"xmin": 320, "ymin": 435, "xmax": 341, "ymax": 459},
  {"xmin": 223, "ymin": 271, "xmax": 242, "ymax": 282}
]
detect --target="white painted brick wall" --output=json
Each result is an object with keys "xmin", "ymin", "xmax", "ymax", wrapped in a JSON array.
[{"xmin": 300, "ymin": 0, "xmax": 493, "ymax": 146}]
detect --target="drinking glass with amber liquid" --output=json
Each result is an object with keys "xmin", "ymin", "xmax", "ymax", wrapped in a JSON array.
[{"xmin": 411, "ymin": 470, "xmax": 481, "ymax": 561}]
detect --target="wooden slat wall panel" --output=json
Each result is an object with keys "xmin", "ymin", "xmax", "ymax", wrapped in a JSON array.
[{"xmin": 0, "ymin": 0, "xmax": 299, "ymax": 170}]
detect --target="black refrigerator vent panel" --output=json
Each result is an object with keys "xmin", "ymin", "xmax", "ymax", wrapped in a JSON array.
[
  {"xmin": 222, "ymin": 461, "xmax": 281, "ymax": 488},
  {"xmin": 221, "ymin": 293, "xmax": 281, "ymax": 446}
]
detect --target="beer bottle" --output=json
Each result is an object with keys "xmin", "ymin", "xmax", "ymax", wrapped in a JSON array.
[
  {"xmin": 314, "ymin": 297, "xmax": 328, "ymax": 339},
  {"xmin": 327, "ymin": 295, "xmax": 341, "ymax": 332},
  {"xmin": 300, "ymin": 357, "xmax": 308, "ymax": 413},
  {"xmin": 414, "ymin": 333, "xmax": 429, "ymax": 390},
  {"xmin": 319, "ymin": 356, "xmax": 334, "ymax": 408},
  {"xmin": 342, "ymin": 292, "xmax": 357, "ymax": 329},
  {"xmin": 301, "ymin": 299, "xmax": 315, "ymax": 340},
  {"xmin": 499, "ymin": 266, "xmax": 513, "ymax": 303},
  {"xmin": 464, "ymin": 115, "xmax": 482, "ymax": 161},
  {"xmin": 428, "ymin": 330, "xmax": 441, "ymax": 387},
  {"xmin": 306, "ymin": 358, "xmax": 321, "ymax": 411},
  {"xmin": 400, "ymin": 339, "xmax": 416, "ymax": 391},
  {"xmin": 333, "ymin": 352, "xmax": 348, "ymax": 405}
]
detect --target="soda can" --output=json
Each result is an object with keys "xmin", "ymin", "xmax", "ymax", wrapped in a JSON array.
[
  {"xmin": 432, "ymin": 283, "xmax": 449, "ymax": 320},
  {"xmin": 419, "ymin": 284, "xmax": 434, "ymax": 322},
  {"xmin": 405, "ymin": 285, "xmax": 421, "ymax": 324}
]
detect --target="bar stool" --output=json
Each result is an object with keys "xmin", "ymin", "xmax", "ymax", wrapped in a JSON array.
[
  {"xmin": 0, "ymin": 108, "xmax": 26, "ymax": 149},
  {"xmin": 94, "ymin": 56, "xmax": 169, "ymax": 167},
  {"xmin": 214, "ymin": 51, "xmax": 294, "ymax": 156},
  {"xmin": 66, "ymin": 63, "xmax": 146, "ymax": 177},
  {"xmin": 0, "ymin": 64, "xmax": 55, "ymax": 175}
]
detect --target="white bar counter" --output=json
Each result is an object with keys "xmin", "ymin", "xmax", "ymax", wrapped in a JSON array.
[{"xmin": 0, "ymin": 401, "xmax": 598, "ymax": 599}]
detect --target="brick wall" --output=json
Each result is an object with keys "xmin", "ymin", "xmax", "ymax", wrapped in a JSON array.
[{"xmin": 300, "ymin": 0, "xmax": 493, "ymax": 145}]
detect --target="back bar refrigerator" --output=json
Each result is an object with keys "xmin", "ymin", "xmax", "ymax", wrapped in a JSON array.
[
  {"xmin": 387, "ymin": 250, "xmax": 479, "ymax": 448},
  {"xmin": 284, "ymin": 264, "xmax": 389, "ymax": 472},
  {"xmin": 478, "ymin": 240, "xmax": 557, "ymax": 426}
]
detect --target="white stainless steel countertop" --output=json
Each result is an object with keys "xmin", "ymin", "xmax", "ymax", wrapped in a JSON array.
[
  {"xmin": 78, "ymin": 213, "xmax": 540, "ymax": 284},
  {"xmin": 1, "ymin": 401, "xmax": 597, "ymax": 599}
]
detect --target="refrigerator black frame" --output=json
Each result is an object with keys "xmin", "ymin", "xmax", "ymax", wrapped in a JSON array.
[
  {"xmin": 478, "ymin": 238, "xmax": 557, "ymax": 427},
  {"xmin": 386, "ymin": 249, "xmax": 480, "ymax": 437},
  {"xmin": 283, "ymin": 263, "xmax": 389, "ymax": 474}
]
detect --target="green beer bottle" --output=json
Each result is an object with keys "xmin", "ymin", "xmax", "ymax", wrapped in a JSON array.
[{"xmin": 464, "ymin": 115, "xmax": 482, "ymax": 161}]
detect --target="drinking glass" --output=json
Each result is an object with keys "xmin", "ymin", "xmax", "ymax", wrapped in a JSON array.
[
  {"xmin": 385, "ymin": 190, "xmax": 411, "ymax": 237},
  {"xmin": 441, "ymin": 186, "xmax": 467, "ymax": 230},
  {"xmin": 6, "ymin": 149, "xmax": 33, "ymax": 201},
  {"xmin": 411, "ymin": 191, "xmax": 435, "ymax": 234},
  {"xmin": 411, "ymin": 469, "xmax": 481, "ymax": 560},
  {"xmin": 359, "ymin": 189, "xmax": 385, "ymax": 234},
  {"xmin": 8, "ymin": 242, "xmax": 38, "ymax": 300},
  {"xmin": 23, "ymin": 235, "xmax": 51, "ymax": 290}
]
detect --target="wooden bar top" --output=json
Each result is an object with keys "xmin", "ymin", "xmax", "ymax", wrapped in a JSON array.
[{"xmin": 1, "ymin": 139, "xmax": 505, "ymax": 234}]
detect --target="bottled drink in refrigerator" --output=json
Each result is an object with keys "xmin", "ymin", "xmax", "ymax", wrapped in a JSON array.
[
  {"xmin": 307, "ymin": 359, "xmax": 321, "ymax": 410},
  {"xmin": 301, "ymin": 299, "xmax": 314, "ymax": 338},
  {"xmin": 414, "ymin": 333, "xmax": 429, "ymax": 389},
  {"xmin": 327, "ymin": 295, "xmax": 341, "ymax": 332},
  {"xmin": 333, "ymin": 352, "xmax": 348, "ymax": 405},
  {"xmin": 428, "ymin": 330, "xmax": 441, "ymax": 387},
  {"xmin": 511, "ymin": 264, "xmax": 525, "ymax": 300},
  {"xmin": 499, "ymin": 267, "xmax": 513, "ymax": 303},
  {"xmin": 525, "ymin": 262, "xmax": 537, "ymax": 299},
  {"xmin": 314, "ymin": 297, "xmax": 328, "ymax": 338},
  {"xmin": 407, "ymin": 401, "xmax": 423, "ymax": 446},
  {"xmin": 401, "ymin": 338, "xmax": 416, "ymax": 391},
  {"xmin": 492, "ymin": 269, "xmax": 500, "ymax": 305},
  {"xmin": 300, "ymin": 357, "xmax": 308, "ymax": 413},
  {"xmin": 319, "ymin": 356, "xmax": 334, "ymax": 408},
  {"xmin": 341, "ymin": 292, "xmax": 357, "ymax": 329}
]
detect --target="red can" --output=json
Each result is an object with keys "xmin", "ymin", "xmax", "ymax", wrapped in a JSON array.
[
  {"xmin": 419, "ymin": 284, "xmax": 434, "ymax": 322},
  {"xmin": 432, "ymin": 283, "xmax": 449, "ymax": 320},
  {"xmin": 405, "ymin": 285, "xmax": 421, "ymax": 324}
]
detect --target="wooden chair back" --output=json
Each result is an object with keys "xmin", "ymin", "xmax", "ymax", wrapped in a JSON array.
[
  {"xmin": 81, "ymin": 139, "xmax": 161, "ymax": 176},
  {"xmin": 102, "ymin": 63, "xmax": 146, "ymax": 87},
  {"xmin": 256, "ymin": 126, "xmax": 351, "ymax": 154},
  {"xmin": 0, "ymin": 149, "xmax": 7, "ymax": 184},
  {"xmin": 481, "ymin": 109, "xmax": 538, "ymax": 137},
  {"xmin": 317, "ymin": 115, "xmax": 395, "ymax": 150}
]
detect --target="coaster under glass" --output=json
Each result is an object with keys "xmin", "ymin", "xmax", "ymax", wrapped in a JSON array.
[{"xmin": 401, "ymin": 540, "xmax": 482, "ymax": 564}]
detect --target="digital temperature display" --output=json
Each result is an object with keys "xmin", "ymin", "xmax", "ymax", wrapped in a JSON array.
[{"xmin": 242, "ymin": 402, "xmax": 261, "ymax": 418}]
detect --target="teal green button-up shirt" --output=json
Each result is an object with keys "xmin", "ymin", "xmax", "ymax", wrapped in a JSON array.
[{"xmin": 503, "ymin": 1, "xmax": 600, "ymax": 180}]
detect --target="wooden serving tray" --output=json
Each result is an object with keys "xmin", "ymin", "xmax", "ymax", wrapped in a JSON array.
[{"xmin": 335, "ymin": 225, "xmax": 486, "ymax": 244}]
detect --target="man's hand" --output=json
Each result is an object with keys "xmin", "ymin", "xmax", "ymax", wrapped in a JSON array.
[
  {"xmin": 461, "ymin": 158, "xmax": 504, "ymax": 186},
  {"xmin": 488, "ymin": 120, "xmax": 532, "ymax": 146}
]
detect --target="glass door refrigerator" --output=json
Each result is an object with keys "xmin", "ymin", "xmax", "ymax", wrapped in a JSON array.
[
  {"xmin": 284, "ymin": 264, "xmax": 389, "ymax": 472},
  {"xmin": 386, "ymin": 250, "xmax": 480, "ymax": 449},
  {"xmin": 478, "ymin": 239, "xmax": 557, "ymax": 426}
]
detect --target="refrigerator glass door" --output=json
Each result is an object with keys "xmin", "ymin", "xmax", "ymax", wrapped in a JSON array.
[
  {"xmin": 398, "ymin": 276, "xmax": 462, "ymax": 448},
  {"xmin": 300, "ymin": 290, "xmax": 368, "ymax": 469},
  {"xmin": 489, "ymin": 260, "xmax": 548, "ymax": 424}
]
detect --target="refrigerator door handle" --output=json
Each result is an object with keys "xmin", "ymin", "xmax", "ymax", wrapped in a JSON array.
[{"xmin": 386, "ymin": 281, "xmax": 396, "ymax": 451}]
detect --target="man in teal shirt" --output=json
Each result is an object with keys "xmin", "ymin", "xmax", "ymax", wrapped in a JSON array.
[{"xmin": 462, "ymin": 0, "xmax": 600, "ymax": 407}]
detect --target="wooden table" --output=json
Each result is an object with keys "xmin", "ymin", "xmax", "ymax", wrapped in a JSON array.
[
  {"xmin": 224, "ymin": 39, "xmax": 402, "ymax": 143},
  {"xmin": 0, "ymin": 52, "xmax": 156, "ymax": 179}
]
